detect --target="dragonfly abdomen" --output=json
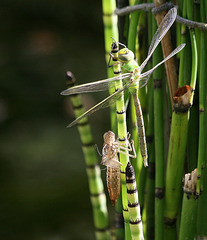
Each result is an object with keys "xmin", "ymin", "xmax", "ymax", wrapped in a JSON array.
[
  {"xmin": 132, "ymin": 92, "xmax": 148, "ymax": 167},
  {"xmin": 107, "ymin": 166, "xmax": 121, "ymax": 206}
]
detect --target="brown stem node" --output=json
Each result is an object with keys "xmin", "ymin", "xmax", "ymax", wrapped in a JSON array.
[{"xmin": 173, "ymin": 85, "xmax": 194, "ymax": 112}]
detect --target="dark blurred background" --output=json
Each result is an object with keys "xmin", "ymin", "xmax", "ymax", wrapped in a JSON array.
[{"xmin": 0, "ymin": 1, "xmax": 111, "ymax": 239}]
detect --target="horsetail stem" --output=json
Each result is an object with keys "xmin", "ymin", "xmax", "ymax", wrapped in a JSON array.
[
  {"xmin": 164, "ymin": 2, "xmax": 198, "ymax": 239},
  {"xmin": 102, "ymin": 0, "xmax": 119, "ymax": 132},
  {"xmin": 65, "ymin": 72, "xmax": 110, "ymax": 240},
  {"xmin": 152, "ymin": 15, "xmax": 165, "ymax": 240},
  {"xmin": 110, "ymin": 41, "xmax": 131, "ymax": 240},
  {"xmin": 126, "ymin": 162, "xmax": 144, "ymax": 240}
]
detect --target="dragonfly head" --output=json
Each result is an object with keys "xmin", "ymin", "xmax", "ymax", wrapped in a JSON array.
[
  {"xmin": 104, "ymin": 131, "xmax": 115, "ymax": 145},
  {"xmin": 118, "ymin": 48, "xmax": 134, "ymax": 63}
]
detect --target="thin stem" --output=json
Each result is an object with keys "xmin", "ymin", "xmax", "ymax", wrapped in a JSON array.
[
  {"xmin": 111, "ymin": 41, "xmax": 131, "ymax": 240},
  {"xmin": 102, "ymin": 0, "xmax": 119, "ymax": 132},
  {"xmin": 179, "ymin": 192, "xmax": 197, "ymax": 240},
  {"xmin": 102, "ymin": 1, "xmax": 124, "ymax": 238},
  {"xmin": 145, "ymin": 65, "xmax": 155, "ymax": 239},
  {"xmin": 196, "ymin": 0, "xmax": 206, "ymax": 196},
  {"xmin": 126, "ymin": 162, "xmax": 144, "ymax": 240},
  {"xmin": 197, "ymin": 25, "xmax": 207, "ymax": 229},
  {"xmin": 66, "ymin": 72, "xmax": 110, "ymax": 240},
  {"xmin": 152, "ymin": 22, "xmax": 165, "ymax": 240},
  {"xmin": 127, "ymin": 0, "xmax": 141, "ymax": 52}
]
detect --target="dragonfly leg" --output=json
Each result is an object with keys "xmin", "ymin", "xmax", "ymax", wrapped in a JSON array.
[
  {"xmin": 117, "ymin": 148, "xmax": 136, "ymax": 159},
  {"xmin": 129, "ymin": 140, "xmax": 137, "ymax": 159},
  {"xmin": 95, "ymin": 144, "xmax": 102, "ymax": 156},
  {"xmin": 117, "ymin": 140, "xmax": 137, "ymax": 159},
  {"xmin": 108, "ymin": 53, "xmax": 120, "ymax": 68},
  {"xmin": 102, "ymin": 158, "xmax": 122, "ymax": 168}
]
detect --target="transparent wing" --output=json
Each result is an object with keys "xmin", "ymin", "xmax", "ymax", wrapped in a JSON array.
[
  {"xmin": 67, "ymin": 83, "xmax": 131, "ymax": 127},
  {"xmin": 61, "ymin": 73, "xmax": 131, "ymax": 95},
  {"xmin": 139, "ymin": 44, "xmax": 185, "ymax": 85},
  {"xmin": 140, "ymin": 7, "xmax": 177, "ymax": 72},
  {"xmin": 138, "ymin": 74, "xmax": 152, "ymax": 89}
]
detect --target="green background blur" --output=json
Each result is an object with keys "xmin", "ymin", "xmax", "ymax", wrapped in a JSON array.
[{"xmin": 0, "ymin": 1, "xmax": 112, "ymax": 239}]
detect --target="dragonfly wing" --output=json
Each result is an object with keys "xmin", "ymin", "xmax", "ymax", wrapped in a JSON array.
[
  {"xmin": 67, "ymin": 83, "xmax": 131, "ymax": 127},
  {"xmin": 140, "ymin": 7, "xmax": 177, "ymax": 72},
  {"xmin": 140, "ymin": 43, "xmax": 186, "ymax": 81},
  {"xmin": 138, "ymin": 74, "xmax": 152, "ymax": 89},
  {"xmin": 61, "ymin": 73, "xmax": 131, "ymax": 95}
]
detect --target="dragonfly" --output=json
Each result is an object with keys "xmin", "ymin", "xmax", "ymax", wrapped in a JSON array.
[
  {"xmin": 61, "ymin": 7, "xmax": 185, "ymax": 165},
  {"xmin": 101, "ymin": 130, "xmax": 136, "ymax": 205}
]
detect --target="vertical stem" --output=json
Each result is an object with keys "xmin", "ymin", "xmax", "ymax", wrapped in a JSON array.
[
  {"xmin": 196, "ymin": 1, "xmax": 206, "ymax": 196},
  {"xmin": 164, "ymin": 10, "xmax": 198, "ymax": 240},
  {"xmin": 178, "ymin": 1, "xmax": 197, "ymax": 172},
  {"xmin": 179, "ymin": 194, "xmax": 197, "ymax": 240},
  {"xmin": 102, "ymin": 2, "xmax": 125, "ymax": 237},
  {"xmin": 152, "ymin": 20, "xmax": 165, "ymax": 240},
  {"xmin": 66, "ymin": 72, "xmax": 110, "ymax": 240},
  {"xmin": 111, "ymin": 42, "xmax": 131, "ymax": 240},
  {"xmin": 102, "ymin": 0, "xmax": 119, "ymax": 132},
  {"xmin": 196, "ymin": 2, "xmax": 207, "ymax": 238},
  {"xmin": 145, "ymin": 76, "xmax": 155, "ymax": 240},
  {"xmin": 126, "ymin": 162, "xmax": 144, "ymax": 240},
  {"xmin": 164, "ymin": 112, "xmax": 189, "ymax": 240},
  {"xmin": 117, "ymin": 0, "xmax": 129, "ymax": 43},
  {"xmin": 127, "ymin": 0, "xmax": 142, "ymax": 52}
]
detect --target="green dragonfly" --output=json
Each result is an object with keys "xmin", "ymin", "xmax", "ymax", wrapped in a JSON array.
[{"xmin": 61, "ymin": 7, "xmax": 185, "ymax": 165}]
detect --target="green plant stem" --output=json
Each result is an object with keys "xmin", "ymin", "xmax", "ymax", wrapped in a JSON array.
[
  {"xmin": 102, "ymin": 1, "xmax": 125, "ymax": 238},
  {"xmin": 126, "ymin": 162, "xmax": 144, "ymax": 240},
  {"xmin": 145, "ymin": 8, "xmax": 155, "ymax": 238},
  {"xmin": 196, "ymin": 1, "xmax": 206, "ymax": 196},
  {"xmin": 196, "ymin": 2, "xmax": 207, "ymax": 238},
  {"xmin": 145, "ymin": 74, "xmax": 155, "ymax": 240},
  {"xmin": 164, "ymin": 113, "xmax": 189, "ymax": 240},
  {"xmin": 66, "ymin": 72, "xmax": 110, "ymax": 240},
  {"xmin": 127, "ymin": 0, "xmax": 142, "ymax": 52},
  {"xmin": 178, "ymin": 0, "xmax": 198, "ymax": 172},
  {"xmin": 164, "ymin": 4, "xmax": 198, "ymax": 238},
  {"xmin": 102, "ymin": 0, "xmax": 119, "ymax": 132},
  {"xmin": 179, "ymin": 194, "xmax": 197, "ymax": 240},
  {"xmin": 145, "ymin": 150, "xmax": 155, "ymax": 240},
  {"xmin": 111, "ymin": 42, "xmax": 131, "ymax": 240},
  {"xmin": 152, "ymin": 19, "xmax": 165, "ymax": 240}
]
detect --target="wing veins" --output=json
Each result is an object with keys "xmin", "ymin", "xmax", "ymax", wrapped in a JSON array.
[
  {"xmin": 140, "ymin": 7, "xmax": 177, "ymax": 72},
  {"xmin": 140, "ymin": 44, "xmax": 186, "ymax": 81},
  {"xmin": 67, "ymin": 83, "xmax": 131, "ymax": 127},
  {"xmin": 61, "ymin": 73, "xmax": 131, "ymax": 95}
]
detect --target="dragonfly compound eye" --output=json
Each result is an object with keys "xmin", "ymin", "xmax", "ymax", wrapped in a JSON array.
[{"xmin": 118, "ymin": 48, "xmax": 135, "ymax": 63}]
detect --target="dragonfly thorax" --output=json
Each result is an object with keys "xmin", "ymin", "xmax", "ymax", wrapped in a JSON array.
[{"xmin": 118, "ymin": 48, "xmax": 134, "ymax": 63}]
